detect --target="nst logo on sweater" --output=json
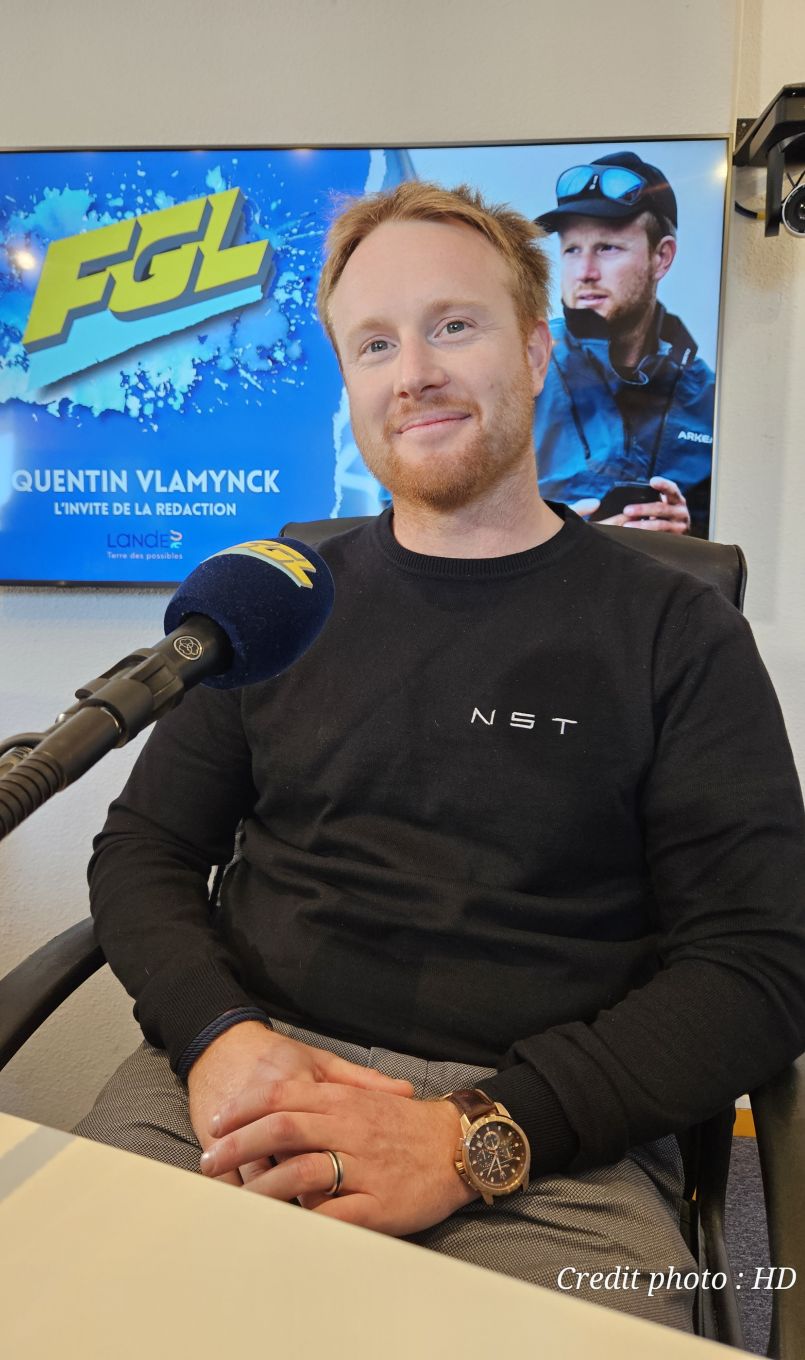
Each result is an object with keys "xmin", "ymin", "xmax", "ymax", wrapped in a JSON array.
[{"xmin": 21, "ymin": 189, "xmax": 274, "ymax": 387}]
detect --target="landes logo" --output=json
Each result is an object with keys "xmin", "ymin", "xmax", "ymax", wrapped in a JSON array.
[{"xmin": 22, "ymin": 189, "xmax": 274, "ymax": 386}]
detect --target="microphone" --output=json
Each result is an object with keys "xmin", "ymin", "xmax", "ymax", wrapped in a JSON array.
[{"xmin": 0, "ymin": 538, "xmax": 334, "ymax": 841}]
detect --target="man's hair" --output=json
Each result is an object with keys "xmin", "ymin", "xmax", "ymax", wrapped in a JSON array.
[
  {"xmin": 639, "ymin": 209, "xmax": 677, "ymax": 251},
  {"xmin": 316, "ymin": 181, "xmax": 550, "ymax": 355}
]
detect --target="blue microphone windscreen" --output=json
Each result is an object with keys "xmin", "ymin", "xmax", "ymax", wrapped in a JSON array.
[{"xmin": 164, "ymin": 538, "xmax": 335, "ymax": 688}]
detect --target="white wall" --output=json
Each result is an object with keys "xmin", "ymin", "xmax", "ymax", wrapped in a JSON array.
[
  {"xmin": 2, "ymin": 0, "xmax": 800, "ymax": 1130},
  {"xmin": 718, "ymin": 0, "xmax": 805, "ymax": 769}
]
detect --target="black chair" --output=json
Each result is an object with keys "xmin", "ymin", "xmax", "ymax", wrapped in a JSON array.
[{"xmin": 2, "ymin": 516, "xmax": 803, "ymax": 1356}]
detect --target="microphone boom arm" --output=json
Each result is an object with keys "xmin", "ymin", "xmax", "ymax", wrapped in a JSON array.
[{"xmin": 0, "ymin": 615, "xmax": 231, "ymax": 842}]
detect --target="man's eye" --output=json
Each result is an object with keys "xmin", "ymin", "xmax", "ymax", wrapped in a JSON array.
[
  {"xmin": 364, "ymin": 339, "xmax": 389, "ymax": 354},
  {"xmin": 441, "ymin": 320, "xmax": 467, "ymax": 335}
]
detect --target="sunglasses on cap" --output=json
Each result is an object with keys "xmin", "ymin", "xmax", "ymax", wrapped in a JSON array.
[{"xmin": 556, "ymin": 165, "xmax": 647, "ymax": 205}]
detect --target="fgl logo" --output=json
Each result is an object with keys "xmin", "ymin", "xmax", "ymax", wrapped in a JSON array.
[
  {"xmin": 22, "ymin": 189, "xmax": 273, "ymax": 387},
  {"xmin": 212, "ymin": 540, "xmax": 318, "ymax": 589}
]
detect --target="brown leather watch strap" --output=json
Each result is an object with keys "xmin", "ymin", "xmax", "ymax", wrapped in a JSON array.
[{"xmin": 443, "ymin": 1088, "xmax": 496, "ymax": 1122}]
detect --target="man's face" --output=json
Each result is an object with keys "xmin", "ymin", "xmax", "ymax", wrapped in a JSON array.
[
  {"xmin": 327, "ymin": 219, "xmax": 550, "ymax": 512},
  {"xmin": 558, "ymin": 215, "xmax": 674, "ymax": 330}
]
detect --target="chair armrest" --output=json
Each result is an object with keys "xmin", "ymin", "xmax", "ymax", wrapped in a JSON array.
[
  {"xmin": 694, "ymin": 1105, "xmax": 746, "ymax": 1349},
  {"xmin": 750, "ymin": 1055, "xmax": 805, "ymax": 1360},
  {"xmin": 0, "ymin": 919, "xmax": 105, "ymax": 1071}
]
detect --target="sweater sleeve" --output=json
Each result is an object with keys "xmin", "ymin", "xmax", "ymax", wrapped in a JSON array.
[
  {"xmin": 483, "ymin": 584, "xmax": 805, "ymax": 1173},
  {"xmin": 88, "ymin": 682, "xmax": 263, "ymax": 1072}
]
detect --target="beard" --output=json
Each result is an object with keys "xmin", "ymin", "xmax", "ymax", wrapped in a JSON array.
[
  {"xmin": 604, "ymin": 288, "xmax": 657, "ymax": 337},
  {"xmin": 568, "ymin": 272, "xmax": 656, "ymax": 337},
  {"xmin": 351, "ymin": 361, "xmax": 537, "ymax": 513}
]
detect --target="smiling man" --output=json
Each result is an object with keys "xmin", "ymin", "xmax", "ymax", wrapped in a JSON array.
[
  {"xmin": 74, "ymin": 183, "xmax": 805, "ymax": 1337},
  {"xmin": 534, "ymin": 151, "xmax": 716, "ymax": 536},
  {"xmin": 323, "ymin": 203, "xmax": 557, "ymax": 556}
]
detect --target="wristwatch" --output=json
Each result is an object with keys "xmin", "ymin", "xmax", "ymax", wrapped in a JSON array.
[{"xmin": 442, "ymin": 1088, "xmax": 531, "ymax": 1206}]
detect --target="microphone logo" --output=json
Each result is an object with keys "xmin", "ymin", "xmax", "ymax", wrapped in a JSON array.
[
  {"xmin": 211, "ymin": 540, "xmax": 318, "ymax": 589},
  {"xmin": 173, "ymin": 636, "xmax": 204, "ymax": 660}
]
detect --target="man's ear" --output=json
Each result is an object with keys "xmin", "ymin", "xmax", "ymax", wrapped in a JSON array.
[
  {"xmin": 527, "ymin": 319, "xmax": 553, "ymax": 397},
  {"xmin": 653, "ymin": 236, "xmax": 677, "ymax": 284}
]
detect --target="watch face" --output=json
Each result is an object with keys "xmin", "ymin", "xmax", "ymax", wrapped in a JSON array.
[{"xmin": 465, "ymin": 1116, "xmax": 529, "ymax": 1192}]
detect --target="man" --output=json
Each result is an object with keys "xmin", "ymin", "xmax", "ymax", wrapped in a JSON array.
[
  {"xmin": 534, "ymin": 151, "xmax": 716, "ymax": 536},
  {"xmin": 74, "ymin": 182, "xmax": 805, "ymax": 1334}
]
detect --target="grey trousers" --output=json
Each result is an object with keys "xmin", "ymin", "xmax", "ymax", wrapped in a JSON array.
[{"xmin": 72, "ymin": 1017, "xmax": 697, "ymax": 1333}]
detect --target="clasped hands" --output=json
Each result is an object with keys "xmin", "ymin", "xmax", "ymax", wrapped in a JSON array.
[{"xmin": 187, "ymin": 1020, "xmax": 477, "ymax": 1237}]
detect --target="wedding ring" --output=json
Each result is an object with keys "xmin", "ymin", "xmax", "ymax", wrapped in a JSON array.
[{"xmin": 323, "ymin": 1149, "xmax": 344, "ymax": 1196}]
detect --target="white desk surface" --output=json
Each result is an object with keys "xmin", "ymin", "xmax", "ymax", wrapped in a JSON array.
[{"xmin": 0, "ymin": 1113, "xmax": 752, "ymax": 1359}]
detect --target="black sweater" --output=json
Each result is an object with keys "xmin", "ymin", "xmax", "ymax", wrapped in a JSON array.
[{"xmin": 88, "ymin": 506, "xmax": 805, "ymax": 1174}]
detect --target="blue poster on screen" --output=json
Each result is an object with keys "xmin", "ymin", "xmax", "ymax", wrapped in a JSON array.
[{"xmin": 0, "ymin": 141, "xmax": 727, "ymax": 583}]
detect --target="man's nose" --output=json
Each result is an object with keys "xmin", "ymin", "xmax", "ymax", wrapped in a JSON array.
[
  {"xmin": 392, "ymin": 336, "xmax": 449, "ymax": 400},
  {"xmin": 577, "ymin": 251, "xmax": 600, "ymax": 281}
]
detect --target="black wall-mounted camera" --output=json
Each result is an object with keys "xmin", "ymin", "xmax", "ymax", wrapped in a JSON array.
[{"xmin": 734, "ymin": 84, "xmax": 805, "ymax": 237}]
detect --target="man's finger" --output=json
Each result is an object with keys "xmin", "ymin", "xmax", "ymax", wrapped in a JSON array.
[
  {"xmin": 622, "ymin": 518, "xmax": 679, "ymax": 533},
  {"xmin": 213, "ymin": 1169, "xmax": 244, "ymax": 1187},
  {"xmin": 623, "ymin": 503, "xmax": 688, "ymax": 523},
  {"xmin": 569, "ymin": 498, "xmax": 601, "ymax": 518},
  {"xmin": 238, "ymin": 1156, "xmax": 276, "ymax": 1184},
  {"xmin": 202, "ymin": 1109, "xmax": 340, "ymax": 1176},
  {"xmin": 622, "ymin": 501, "xmax": 671, "ymax": 517},
  {"xmin": 649, "ymin": 476, "xmax": 684, "ymax": 502},
  {"xmin": 241, "ymin": 1150, "xmax": 358, "ymax": 1202},
  {"xmin": 323, "ymin": 1053, "xmax": 414, "ymax": 1097},
  {"xmin": 210, "ymin": 1077, "xmax": 351, "ymax": 1138}
]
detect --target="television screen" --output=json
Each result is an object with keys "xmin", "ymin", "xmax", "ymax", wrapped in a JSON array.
[{"xmin": 0, "ymin": 140, "xmax": 728, "ymax": 584}]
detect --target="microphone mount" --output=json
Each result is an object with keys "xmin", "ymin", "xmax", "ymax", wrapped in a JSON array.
[{"xmin": 0, "ymin": 615, "xmax": 231, "ymax": 842}]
